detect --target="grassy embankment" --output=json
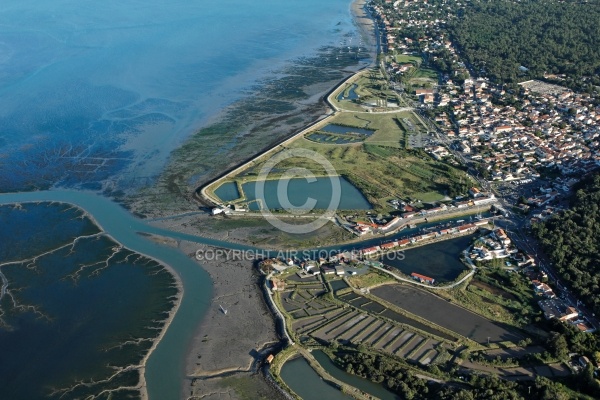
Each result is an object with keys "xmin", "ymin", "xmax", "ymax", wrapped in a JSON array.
[
  {"xmin": 206, "ymin": 63, "xmax": 470, "ymax": 213},
  {"xmin": 346, "ymin": 270, "xmax": 394, "ymax": 289},
  {"xmin": 222, "ymin": 112, "xmax": 470, "ymax": 211},
  {"xmin": 190, "ymin": 213, "xmax": 356, "ymax": 249}
]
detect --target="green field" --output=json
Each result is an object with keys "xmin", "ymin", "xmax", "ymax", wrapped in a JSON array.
[
  {"xmin": 393, "ymin": 54, "xmax": 423, "ymax": 65},
  {"xmin": 412, "ymin": 68, "xmax": 438, "ymax": 80},
  {"xmin": 435, "ymin": 267, "xmax": 541, "ymax": 330},
  {"xmin": 238, "ymin": 132, "xmax": 469, "ymax": 210},
  {"xmin": 205, "ymin": 60, "xmax": 464, "ymax": 213},
  {"xmin": 321, "ymin": 112, "xmax": 413, "ymax": 149},
  {"xmin": 403, "ymin": 66, "xmax": 438, "ymax": 89},
  {"xmin": 305, "ymin": 132, "xmax": 364, "ymax": 145}
]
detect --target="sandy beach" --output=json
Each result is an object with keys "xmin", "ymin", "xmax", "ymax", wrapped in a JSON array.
[{"xmin": 351, "ymin": 0, "xmax": 377, "ymax": 52}]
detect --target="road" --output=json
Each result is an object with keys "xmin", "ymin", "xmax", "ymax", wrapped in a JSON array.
[
  {"xmin": 412, "ymin": 104, "xmax": 600, "ymax": 330},
  {"xmin": 506, "ymin": 220, "xmax": 600, "ymax": 329},
  {"xmin": 372, "ymin": 254, "xmax": 476, "ymax": 291}
]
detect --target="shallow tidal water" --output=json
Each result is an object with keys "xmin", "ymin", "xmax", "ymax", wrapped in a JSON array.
[
  {"xmin": 0, "ymin": 203, "xmax": 178, "ymax": 399},
  {"xmin": 0, "ymin": 0, "xmax": 364, "ymax": 193},
  {"xmin": 0, "ymin": 0, "xmax": 370, "ymax": 398},
  {"xmin": 242, "ymin": 177, "xmax": 373, "ymax": 211}
]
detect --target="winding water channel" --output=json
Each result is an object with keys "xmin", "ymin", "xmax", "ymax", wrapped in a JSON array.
[
  {"xmin": 0, "ymin": 190, "xmax": 481, "ymax": 399},
  {"xmin": 0, "ymin": 190, "xmax": 264, "ymax": 400}
]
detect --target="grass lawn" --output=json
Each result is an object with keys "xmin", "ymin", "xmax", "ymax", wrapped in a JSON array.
[
  {"xmin": 410, "ymin": 191, "xmax": 445, "ymax": 203},
  {"xmin": 365, "ymin": 129, "xmax": 406, "ymax": 148},
  {"xmin": 305, "ymin": 112, "xmax": 412, "ymax": 149},
  {"xmin": 353, "ymin": 74, "xmax": 384, "ymax": 98},
  {"xmin": 393, "ymin": 54, "xmax": 423, "ymax": 65},
  {"xmin": 389, "ymin": 55, "xmax": 440, "ymax": 88},
  {"xmin": 332, "ymin": 99, "xmax": 365, "ymax": 112},
  {"xmin": 434, "ymin": 268, "xmax": 541, "ymax": 330},
  {"xmin": 327, "ymin": 112, "xmax": 374, "ymax": 128},
  {"xmin": 412, "ymin": 68, "xmax": 438, "ymax": 80},
  {"xmin": 347, "ymin": 270, "xmax": 393, "ymax": 289},
  {"xmin": 305, "ymin": 132, "xmax": 363, "ymax": 145},
  {"xmin": 328, "ymin": 111, "xmax": 413, "ymax": 149}
]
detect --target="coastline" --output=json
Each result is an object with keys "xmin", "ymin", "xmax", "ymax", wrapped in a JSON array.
[
  {"xmin": 0, "ymin": 1, "xmax": 380, "ymax": 399},
  {"xmin": 182, "ymin": 0, "xmax": 380, "ymax": 396},
  {"xmin": 351, "ymin": 0, "xmax": 377, "ymax": 51},
  {"xmin": 198, "ymin": 0, "xmax": 377, "ymax": 208},
  {"xmin": 182, "ymin": 2, "xmax": 379, "ymax": 397}
]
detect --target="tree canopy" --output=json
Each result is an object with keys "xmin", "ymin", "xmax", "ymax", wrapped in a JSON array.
[
  {"xmin": 450, "ymin": 0, "xmax": 600, "ymax": 90},
  {"xmin": 532, "ymin": 173, "xmax": 600, "ymax": 315}
]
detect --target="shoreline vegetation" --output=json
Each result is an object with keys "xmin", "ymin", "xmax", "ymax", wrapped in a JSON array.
[{"xmin": 126, "ymin": 20, "xmax": 376, "ymax": 219}]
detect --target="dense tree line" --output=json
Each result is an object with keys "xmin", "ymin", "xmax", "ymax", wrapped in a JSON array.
[
  {"xmin": 543, "ymin": 320, "xmax": 600, "ymax": 397},
  {"xmin": 334, "ymin": 350, "xmax": 590, "ymax": 399},
  {"xmin": 334, "ymin": 351, "xmax": 528, "ymax": 399},
  {"xmin": 336, "ymin": 351, "xmax": 435, "ymax": 398},
  {"xmin": 449, "ymin": 0, "xmax": 600, "ymax": 90},
  {"xmin": 532, "ymin": 173, "xmax": 600, "ymax": 316}
]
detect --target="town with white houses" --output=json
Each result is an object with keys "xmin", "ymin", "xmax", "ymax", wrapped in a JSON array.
[{"xmin": 372, "ymin": 0, "xmax": 600, "ymax": 186}]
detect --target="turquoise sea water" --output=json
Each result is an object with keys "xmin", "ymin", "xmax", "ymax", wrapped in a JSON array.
[
  {"xmin": 0, "ymin": 0, "xmax": 362, "ymax": 192},
  {"xmin": 0, "ymin": 1, "xmax": 367, "ymax": 398}
]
